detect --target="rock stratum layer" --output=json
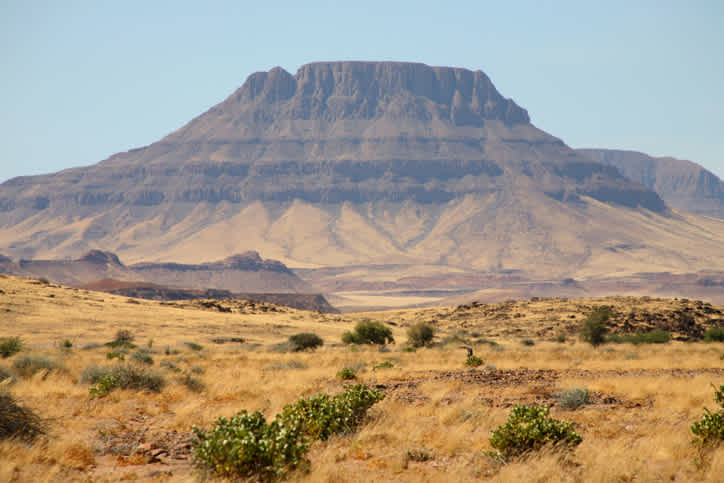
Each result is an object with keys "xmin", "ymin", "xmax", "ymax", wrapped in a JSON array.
[{"xmin": 0, "ymin": 61, "xmax": 723, "ymax": 280}]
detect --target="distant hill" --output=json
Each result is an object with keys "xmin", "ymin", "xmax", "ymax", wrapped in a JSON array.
[
  {"xmin": 578, "ymin": 149, "xmax": 724, "ymax": 218},
  {"xmin": 79, "ymin": 278, "xmax": 338, "ymax": 313},
  {"xmin": 0, "ymin": 249, "xmax": 314, "ymax": 294}
]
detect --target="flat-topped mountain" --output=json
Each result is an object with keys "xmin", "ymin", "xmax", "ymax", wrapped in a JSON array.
[
  {"xmin": 0, "ymin": 61, "xmax": 722, "ymax": 285},
  {"xmin": 578, "ymin": 148, "xmax": 724, "ymax": 219}
]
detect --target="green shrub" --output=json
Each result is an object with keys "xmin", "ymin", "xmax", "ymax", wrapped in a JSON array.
[
  {"xmin": 0, "ymin": 337, "xmax": 23, "ymax": 358},
  {"xmin": 556, "ymin": 388, "xmax": 590, "ymax": 410},
  {"xmin": 131, "ymin": 349, "xmax": 154, "ymax": 365},
  {"xmin": 342, "ymin": 321, "xmax": 394, "ymax": 345},
  {"xmin": 288, "ymin": 333, "xmax": 324, "ymax": 352},
  {"xmin": 608, "ymin": 329, "xmax": 670, "ymax": 344},
  {"xmin": 521, "ymin": 339, "xmax": 535, "ymax": 346},
  {"xmin": 106, "ymin": 350, "xmax": 126, "ymax": 361},
  {"xmin": 373, "ymin": 361, "xmax": 394, "ymax": 371},
  {"xmin": 12, "ymin": 355, "xmax": 62, "ymax": 378},
  {"xmin": 87, "ymin": 364, "xmax": 165, "ymax": 397},
  {"xmin": 402, "ymin": 346, "xmax": 417, "ymax": 353},
  {"xmin": 464, "ymin": 355, "xmax": 484, "ymax": 367},
  {"xmin": 407, "ymin": 323, "xmax": 435, "ymax": 348},
  {"xmin": 193, "ymin": 410, "xmax": 308, "ymax": 480},
  {"xmin": 556, "ymin": 333, "xmax": 567, "ymax": 343},
  {"xmin": 0, "ymin": 392, "xmax": 45, "ymax": 442},
  {"xmin": 337, "ymin": 367, "xmax": 357, "ymax": 380},
  {"xmin": 184, "ymin": 341, "xmax": 203, "ymax": 351},
  {"xmin": 487, "ymin": 405, "xmax": 582, "ymax": 460},
  {"xmin": 61, "ymin": 339, "xmax": 73, "ymax": 349},
  {"xmin": 691, "ymin": 384, "xmax": 724, "ymax": 446},
  {"xmin": 278, "ymin": 384, "xmax": 385, "ymax": 441},
  {"xmin": 160, "ymin": 360, "xmax": 182, "ymax": 373},
  {"xmin": 703, "ymin": 327, "xmax": 724, "ymax": 343},
  {"xmin": 193, "ymin": 384, "xmax": 384, "ymax": 479},
  {"xmin": 580, "ymin": 306, "xmax": 611, "ymax": 346}
]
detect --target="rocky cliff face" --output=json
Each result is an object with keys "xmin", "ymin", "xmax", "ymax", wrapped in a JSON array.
[
  {"xmin": 578, "ymin": 149, "xmax": 724, "ymax": 218},
  {"xmin": 1, "ymin": 61, "xmax": 721, "ymax": 280}
]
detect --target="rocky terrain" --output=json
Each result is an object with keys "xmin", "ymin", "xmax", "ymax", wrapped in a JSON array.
[{"xmin": 578, "ymin": 148, "xmax": 724, "ymax": 218}]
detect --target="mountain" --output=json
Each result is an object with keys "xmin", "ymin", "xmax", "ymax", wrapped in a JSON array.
[
  {"xmin": 0, "ymin": 250, "xmax": 313, "ymax": 293},
  {"xmin": 0, "ymin": 61, "xmax": 723, "ymax": 291},
  {"xmin": 578, "ymin": 149, "xmax": 724, "ymax": 218}
]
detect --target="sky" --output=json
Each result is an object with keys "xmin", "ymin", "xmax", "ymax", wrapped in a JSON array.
[{"xmin": 1, "ymin": 1, "xmax": 723, "ymax": 182}]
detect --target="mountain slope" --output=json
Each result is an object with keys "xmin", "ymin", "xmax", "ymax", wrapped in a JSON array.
[
  {"xmin": 0, "ymin": 61, "xmax": 721, "ymax": 281},
  {"xmin": 578, "ymin": 148, "xmax": 724, "ymax": 218}
]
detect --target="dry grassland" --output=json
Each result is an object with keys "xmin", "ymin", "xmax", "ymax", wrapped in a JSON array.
[{"xmin": 1, "ymin": 274, "xmax": 723, "ymax": 481}]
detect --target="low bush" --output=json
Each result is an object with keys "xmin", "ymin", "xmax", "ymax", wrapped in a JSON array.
[
  {"xmin": 279, "ymin": 384, "xmax": 385, "ymax": 441},
  {"xmin": 464, "ymin": 355, "xmax": 484, "ymax": 367},
  {"xmin": 106, "ymin": 350, "xmax": 126, "ymax": 361},
  {"xmin": 373, "ymin": 361, "xmax": 394, "ymax": 371},
  {"xmin": 87, "ymin": 364, "xmax": 165, "ymax": 397},
  {"xmin": 178, "ymin": 374, "xmax": 205, "ymax": 393},
  {"xmin": 703, "ymin": 327, "xmax": 724, "ymax": 343},
  {"xmin": 193, "ymin": 410, "xmax": 308, "ymax": 480},
  {"xmin": 61, "ymin": 339, "xmax": 73, "ymax": 349},
  {"xmin": 487, "ymin": 405, "xmax": 582, "ymax": 460},
  {"xmin": 184, "ymin": 341, "xmax": 203, "ymax": 351},
  {"xmin": 131, "ymin": 349, "xmax": 154, "ymax": 365},
  {"xmin": 407, "ymin": 323, "xmax": 435, "ymax": 348},
  {"xmin": 12, "ymin": 355, "xmax": 62, "ymax": 378},
  {"xmin": 608, "ymin": 329, "xmax": 670, "ymax": 344},
  {"xmin": 342, "ymin": 321, "xmax": 394, "ymax": 345},
  {"xmin": 0, "ymin": 392, "xmax": 45, "ymax": 442},
  {"xmin": 691, "ymin": 384, "xmax": 724, "ymax": 446},
  {"xmin": 521, "ymin": 339, "xmax": 535, "ymax": 346},
  {"xmin": 0, "ymin": 337, "xmax": 23, "ymax": 358},
  {"xmin": 288, "ymin": 333, "xmax": 324, "ymax": 352},
  {"xmin": 556, "ymin": 388, "xmax": 590, "ymax": 410},
  {"xmin": 580, "ymin": 306, "xmax": 612, "ymax": 346},
  {"xmin": 193, "ymin": 384, "xmax": 384, "ymax": 479},
  {"xmin": 337, "ymin": 367, "xmax": 357, "ymax": 380}
]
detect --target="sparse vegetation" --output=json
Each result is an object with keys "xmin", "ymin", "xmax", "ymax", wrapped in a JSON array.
[
  {"xmin": 288, "ymin": 332, "xmax": 324, "ymax": 352},
  {"xmin": 691, "ymin": 384, "xmax": 724, "ymax": 446},
  {"xmin": 407, "ymin": 322, "xmax": 435, "ymax": 348},
  {"xmin": 336, "ymin": 367, "xmax": 357, "ymax": 380},
  {"xmin": 178, "ymin": 373, "xmax": 205, "ymax": 392},
  {"xmin": 184, "ymin": 341, "xmax": 203, "ymax": 351},
  {"xmin": 464, "ymin": 355, "xmax": 484, "ymax": 367},
  {"xmin": 0, "ymin": 337, "xmax": 23, "ymax": 358},
  {"xmin": 556, "ymin": 388, "xmax": 590, "ymax": 410},
  {"xmin": 580, "ymin": 306, "xmax": 612, "ymax": 346},
  {"xmin": 373, "ymin": 361, "xmax": 394, "ymax": 370},
  {"xmin": 342, "ymin": 320, "xmax": 394, "ymax": 345},
  {"xmin": 131, "ymin": 349, "xmax": 154, "ymax": 365},
  {"xmin": 87, "ymin": 364, "xmax": 165, "ymax": 397},
  {"xmin": 105, "ymin": 329, "xmax": 136, "ymax": 349},
  {"xmin": 12, "ymin": 354, "xmax": 62, "ymax": 378},
  {"xmin": 487, "ymin": 405, "xmax": 582, "ymax": 460},
  {"xmin": 608, "ymin": 329, "xmax": 670, "ymax": 344},
  {"xmin": 703, "ymin": 327, "xmax": 724, "ymax": 342},
  {"xmin": 0, "ymin": 366, "xmax": 15, "ymax": 384},
  {"xmin": 521, "ymin": 338, "xmax": 535, "ymax": 346},
  {"xmin": 0, "ymin": 392, "xmax": 45, "ymax": 442}
]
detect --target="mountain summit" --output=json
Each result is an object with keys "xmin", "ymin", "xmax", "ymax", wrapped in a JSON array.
[{"xmin": 0, "ymin": 61, "xmax": 721, "ymax": 281}]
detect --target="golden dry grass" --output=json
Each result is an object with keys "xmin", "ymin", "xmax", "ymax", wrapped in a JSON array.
[{"xmin": 1, "ymin": 274, "xmax": 723, "ymax": 481}]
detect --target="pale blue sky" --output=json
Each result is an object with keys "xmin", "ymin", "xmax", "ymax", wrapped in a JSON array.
[{"xmin": 1, "ymin": 1, "xmax": 723, "ymax": 182}]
